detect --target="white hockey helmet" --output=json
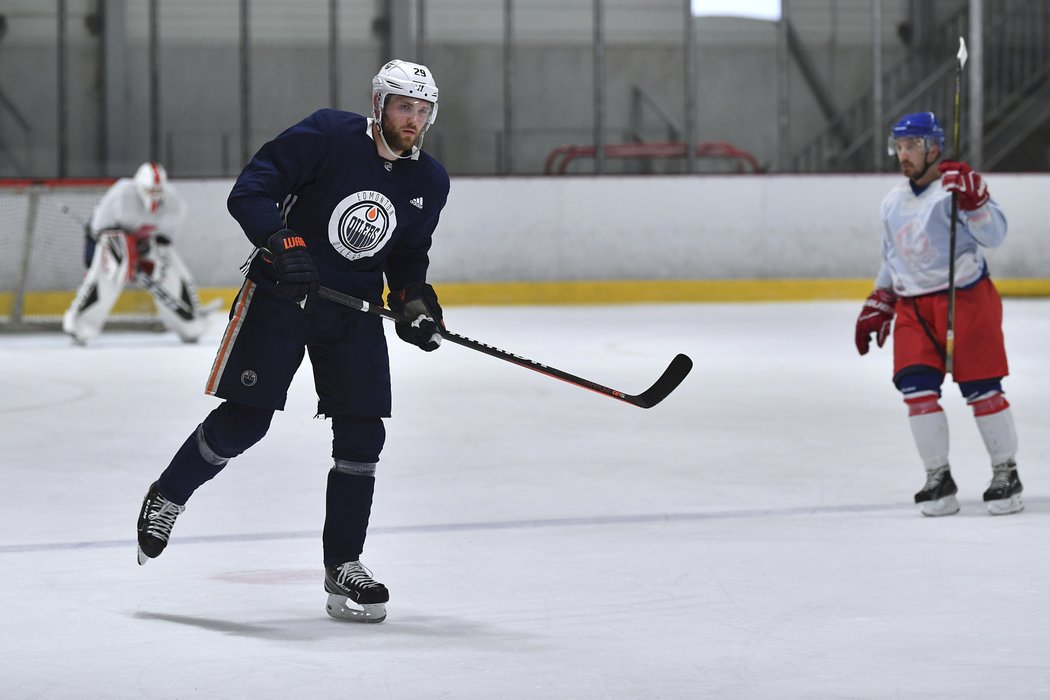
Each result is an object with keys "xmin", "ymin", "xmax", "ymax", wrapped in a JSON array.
[
  {"xmin": 134, "ymin": 161, "xmax": 167, "ymax": 213},
  {"xmin": 371, "ymin": 59, "xmax": 439, "ymax": 128}
]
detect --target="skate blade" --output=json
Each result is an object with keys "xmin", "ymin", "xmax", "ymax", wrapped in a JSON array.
[
  {"xmin": 986, "ymin": 494, "xmax": 1023, "ymax": 516},
  {"xmin": 919, "ymin": 494, "xmax": 960, "ymax": 517},
  {"xmin": 326, "ymin": 594, "xmax": 386, "ymax": 623},
  {"xmin": 137, "ymin": 546, "xmax": 148, "ymax": 565}
]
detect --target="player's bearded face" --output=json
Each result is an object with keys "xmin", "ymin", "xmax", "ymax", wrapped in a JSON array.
[
  {"xmin": 381, "ymin": 96, "xmax": 433, "ymax": 153},
  {"xmin": 894, "ymin": 137, "xmax": 931, "ymax": 178}
]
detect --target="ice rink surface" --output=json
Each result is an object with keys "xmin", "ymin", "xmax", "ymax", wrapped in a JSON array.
[{"xmin": 2, "ymin": 299, "xmax": 1049, "ymax": 699}]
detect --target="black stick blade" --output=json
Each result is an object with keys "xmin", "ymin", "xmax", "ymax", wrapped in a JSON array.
[
  {"xmin": 630, "ymin": 353, "xmax": 693, "ymax": 408},
  {"xmin": 315, "ymin": 286, "xmax": 692, "ymax": 410}
]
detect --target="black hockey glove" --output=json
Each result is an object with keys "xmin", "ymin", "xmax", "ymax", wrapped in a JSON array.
[
  {"xmin": 265, "ymin": 229, "xmax": 319, "ymax": 302},
  {"xmin": 387, "ymin": 282, "xmax": 444, "ymax": 352}
]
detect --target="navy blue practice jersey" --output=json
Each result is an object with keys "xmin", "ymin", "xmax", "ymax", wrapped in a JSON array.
[{"xmin": 227, "ymin": 109, "xmax": 450, "ymax": 302}]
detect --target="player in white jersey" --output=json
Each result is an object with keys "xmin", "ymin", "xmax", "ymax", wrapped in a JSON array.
[
  {"xmin": 855, "ymin": 111, "xmax": 1022, "ymax": 517},
  {"xmin": 63, "ymin": 162, "xmax": 208, "ymax": 344}
]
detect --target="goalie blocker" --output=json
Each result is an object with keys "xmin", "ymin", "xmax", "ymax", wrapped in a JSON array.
[{"xmin": 63, "ymin": 229, "xmax": 209, "ymax": 344}]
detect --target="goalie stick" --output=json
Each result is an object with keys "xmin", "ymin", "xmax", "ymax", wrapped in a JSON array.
[
  {"xmin": 53, "ymin": 200, "xmax": 217, "ymax": 321},
  {"xmin": 316, "ymin": 286, "xmax": 692, "ymax": 409},
  {"xmin": 132, "ymin": 270, "xmax": 216, "ymax": 320}
]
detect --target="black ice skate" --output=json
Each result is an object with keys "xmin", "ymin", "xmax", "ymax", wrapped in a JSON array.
[
  {"xmin": 914, "ymin": 465, "xmax": 960, "ymax": 517},
  {"xmin": 983, "ymin": 461, "xmax": 1023, "ymax": 515},
  {"xmin": 324, "ymin": 560, "xmax": 389, "ymax": 623},
  {"xmin": 136, "ymin": 481, "xmax": 185, "ymax": 565}
]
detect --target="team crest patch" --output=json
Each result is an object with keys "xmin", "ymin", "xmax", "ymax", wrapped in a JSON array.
[
  {"xmin": 240, "ymin": 370, "xmax": 258, "ymax": 387},
  {"xmin": 328, "ymin": 191, "xmax": 397, "ymax": 261}
]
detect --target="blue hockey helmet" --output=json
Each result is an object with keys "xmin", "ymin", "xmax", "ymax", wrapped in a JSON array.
[{"xmin": 887, "ymin": 112, "xmax": 945, "ymax": 155}]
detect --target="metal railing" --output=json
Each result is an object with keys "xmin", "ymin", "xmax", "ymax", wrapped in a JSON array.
[
  {"xmin": 794, "ymin": 0, "xmax": 1050, "ymax": 172},
  {"xmin": 543, "ymin": 141, "xmax": 764, "ymax": 175},
  {"xmin": 793, "ymin": 7, "xmax": 969, "ymax": 172}
]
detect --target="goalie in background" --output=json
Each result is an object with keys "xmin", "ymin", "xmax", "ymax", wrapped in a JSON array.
[{"xmin": 62, "ymin": 161, "xmax": 208, "ymax": 345}]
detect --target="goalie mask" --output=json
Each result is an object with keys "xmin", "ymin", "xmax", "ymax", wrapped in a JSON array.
[
  {"xmin": 134, "ymin": 162, "xmax": 168, "ymax": 213},
  {"xmin": 371, "ymin": 59, "xmax": 439, "ymax": 157}
]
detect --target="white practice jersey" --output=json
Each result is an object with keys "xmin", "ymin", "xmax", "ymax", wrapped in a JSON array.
[
  {"xmin": 89, "ymin": 178, "xmax": 187, "ymax": 238},
  {"xmin": 876, "ymin": 178, "xmax": 1007, "ymax": 297}
]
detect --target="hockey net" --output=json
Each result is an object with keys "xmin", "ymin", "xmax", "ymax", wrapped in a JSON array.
[{"xmin": 0, "ymin": 179, "xmax": 167, "ymax": 331}]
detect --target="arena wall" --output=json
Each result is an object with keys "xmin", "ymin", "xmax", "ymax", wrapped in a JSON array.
[{"xmin": 170, "ymin": 173, "xmax": 1050, "ymax": 306}]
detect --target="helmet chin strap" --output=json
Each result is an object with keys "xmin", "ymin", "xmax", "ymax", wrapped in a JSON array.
[{"xmin": 375, "ymin": 120, "xmax": 425, "ymax": 160}]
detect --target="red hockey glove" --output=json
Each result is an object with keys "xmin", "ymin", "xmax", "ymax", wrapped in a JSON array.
[
  {"xmin": 265, "ymin": 229, "xmax": 319, "ymax": 302},
  {"xmin": 388, "ymin": 282, "xmax": 444, "ymax": 352},
  {"xmin": 127, "ymin": 229, "xmax": 170, "ymax": 277},
  {"xmin": 938, "ymin": 161, "xmax": 990, "ymax": 211},
  {"xmin": 855, "ymin": 289, "xmax": 897, "ymax": 355},
  {"xmin": 129, "ymin": 224, "xmax": 157, "ymax": 240}
]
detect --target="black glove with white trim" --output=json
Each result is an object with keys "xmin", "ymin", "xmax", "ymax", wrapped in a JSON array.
[{"xmin": 387, "ymin": 282, "xmax": 443, "ymax": 352}]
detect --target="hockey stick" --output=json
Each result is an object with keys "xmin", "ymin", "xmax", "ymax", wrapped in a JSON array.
[
  {"xmin": 316, "ymin": 286, "xmax": 692, "ymax": 409},
  {"xmin": 56, "ymin": 202, "xmax": 88, "ymax": 225},
  {"xmin": 945, "ymin": 36, "xmax": 968, "ymax": 375},
  {"xmin": 132, "ymin": 270, "xmax": 197, "ymax": 321}
]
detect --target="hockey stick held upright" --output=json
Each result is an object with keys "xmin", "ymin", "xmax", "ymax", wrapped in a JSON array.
[
  {"xmin": 315, "ymin": 286, "xmax": 692, "ymax": 409},
  {"xmin": 945, "ymin": 36, "xmax": 968, "ymax": 374}
]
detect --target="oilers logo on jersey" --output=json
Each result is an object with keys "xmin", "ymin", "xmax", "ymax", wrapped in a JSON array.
[{"xmin": 328, "ymin": 190, "xmax": 398, "ymax": 261}]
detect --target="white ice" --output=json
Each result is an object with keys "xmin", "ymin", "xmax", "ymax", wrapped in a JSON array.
[{"xmin": 2, "ymin": 300, "xmax": 1049, "ymax": 699}]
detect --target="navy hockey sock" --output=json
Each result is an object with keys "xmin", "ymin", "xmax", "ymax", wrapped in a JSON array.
[
  {"xmin": 322, "ymin": 465, "xmax": 376, "ymax": 567},
  {"xmin": 157, "ymin": 402, "xmax": 274, "ymax": 504},
  {"xmin": 156, "ymin": 424, "xmax": 230, "ymax": 505}
]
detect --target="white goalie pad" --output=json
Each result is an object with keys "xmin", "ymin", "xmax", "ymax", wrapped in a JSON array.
[
  {"xmin": 136, "ymin": 239, "xmax": 210, "ymax": 343},
  {"xmin": 62, "ymin": 231, "xmax": 132, "ymax": 344}
]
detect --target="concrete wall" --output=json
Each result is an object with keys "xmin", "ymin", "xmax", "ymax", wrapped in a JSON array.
[{"xmin": 173, "ymin": 173, "xmax": 1050, "ymax": 290}]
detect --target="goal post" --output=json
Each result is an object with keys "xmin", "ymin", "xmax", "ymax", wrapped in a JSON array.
[{"xmin": 0, "ymin": 178, "xmax": 168, "ymax": 330}]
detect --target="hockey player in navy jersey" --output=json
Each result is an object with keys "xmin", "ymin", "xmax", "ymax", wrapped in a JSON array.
[
  {"xmin": 135, "ymin": 60, "xmax": 451, "ymax": 622},
  {"xmin": 855, "ymin": 111, "xmax": 1023, "ymax": 517}
]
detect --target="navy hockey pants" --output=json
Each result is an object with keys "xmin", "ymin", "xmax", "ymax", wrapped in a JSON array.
[{"xmin": 157, "ymin": 279, "xmax": 392, "ymax": 564}]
